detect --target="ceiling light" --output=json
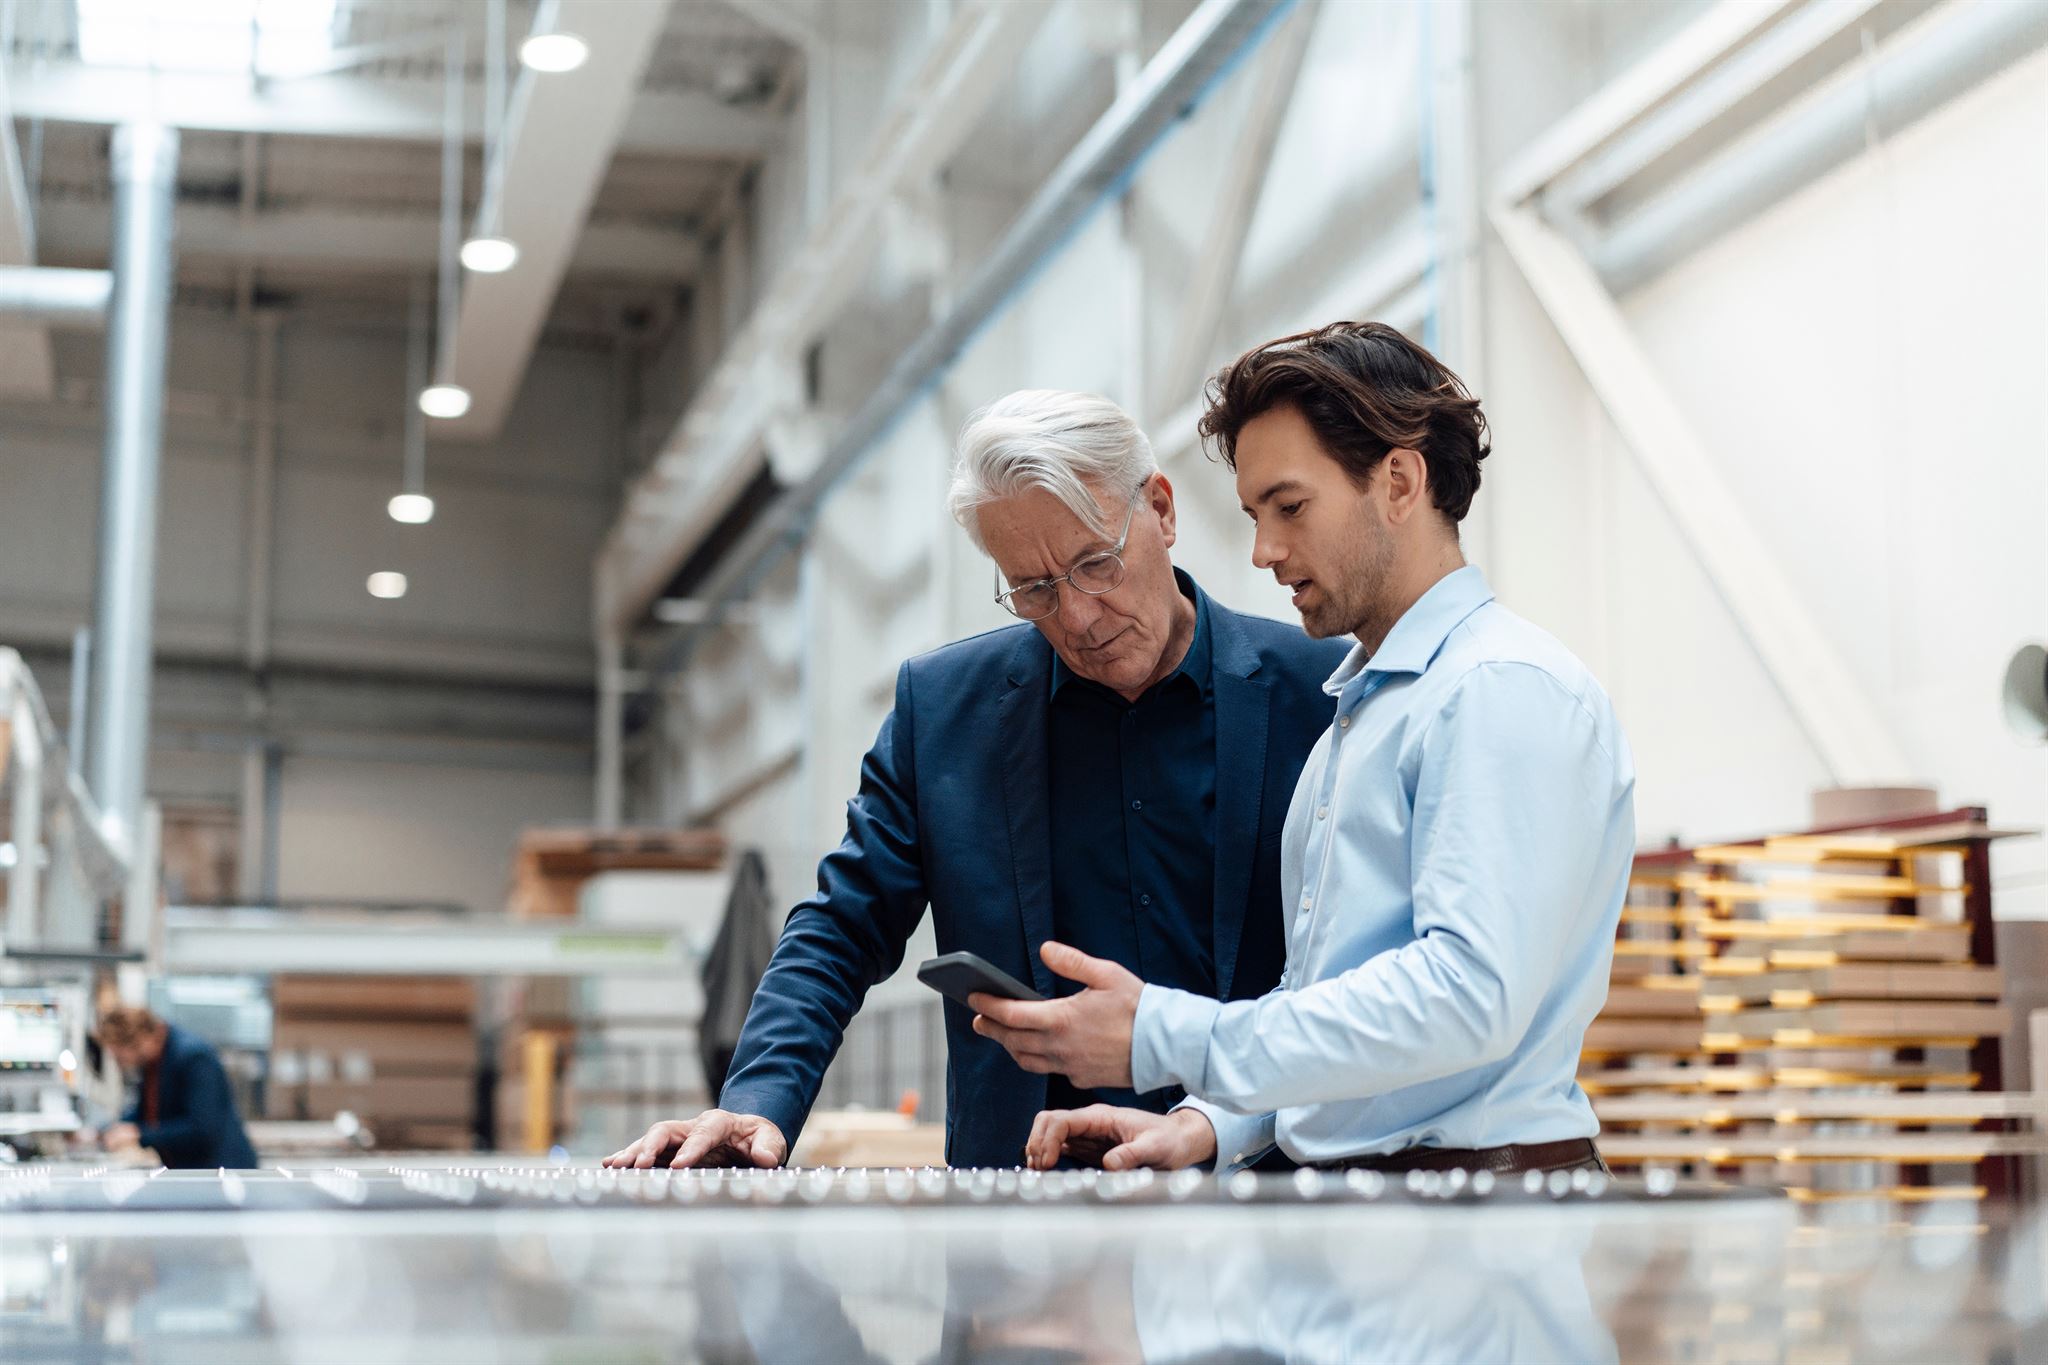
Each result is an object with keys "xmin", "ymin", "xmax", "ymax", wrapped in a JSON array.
[
  {"xmin": 461, "ymin": 235, "xmax": 519, "ymax": 273},
  {"xmin": 387, "ymin": 493, "xmax": 436, "ymax": 525},
  {"xmin": 519, "ymin": 32, "xmax": 589, "ymax": 73},
  {"xmin": 367, "ymin": 572, "xmax": 409, "ymax": 600},
  {"xmin": 418, "ymin": 384, "xmax": 471, "ymax": 419}
]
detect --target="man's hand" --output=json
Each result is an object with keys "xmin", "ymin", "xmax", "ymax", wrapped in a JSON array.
[
  {"xmin": 970, "ymin": 942, "xmax": 1143, "ymax": 1090},
  {"xmin": 601, "ymin": 1110, "xmax": 787, "ymax": 1169},
  {"xmin": 1026, "ymin": 1104, "xmax": 1216, "ymax": 1172},
  {"xmin": 101, "ymin": 1122, "xmax": 141, "ymax": 1153}
]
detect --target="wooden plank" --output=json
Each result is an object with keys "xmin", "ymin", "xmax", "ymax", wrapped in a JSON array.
[
  {"xmin": 1766, "ymin": 928, "xmax": 1973, "ymax": 964},
  {"xmin": 1619, "ymin": 907, "xmax": 1716, "ymax": 926},
  {"xmin": 1579, "ymin": 1066, "xmax": 1771, "ymax": 1093},
  {"xmin": 1700, "ymin": 916, "xmax": 1959, "ymax": 940},
  {"xmin": 1767, "ymin": 824, "xmax": 2033, "ymax": 857},
  {"xmin": 1599, "ymin": 1132, "xmax": 2047, "ymax": 1161},
  {"xmin": 1722, "ymin": 1002, "xmax": 2008, "ymax": 1040},
  {"xmin": 1678, "ymin": 876, "xmax": 1966, "ymax": 901},
  {"xmin": 1770, "ymin": 1067, "xmax": 1978, "ymax": 1089},
  {"xmin": 1593, "ymin": 1092, "xmax": 2046, "ymax": 1123},
  {"xmin": 1699, "ymin": 1031, "xmax": 1985, "ymax": 1051},
  {"xmin": 1612, "ymin": 939, "xmax": 1717, "ymax": 959},
  {"xmin": 1784, "ymin": 1186, "xmax": 1985, "ymax": 1204},
  {"xmin": 1603, "ymin": 982, "xmax": 1705, "ymax": 1017},
  {"xmin": 1716, "ymin": 963, "xmax": 2002, "ymax": 1005}
]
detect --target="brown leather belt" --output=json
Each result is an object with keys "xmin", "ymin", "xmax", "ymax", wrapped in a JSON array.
[{"xmin": 1313, "ymin": 1137, "xmax": 1603, "ymax": 1175}]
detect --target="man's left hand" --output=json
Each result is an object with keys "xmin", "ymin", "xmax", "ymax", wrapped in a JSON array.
[{"xmin": 970, "ymin": 942, "xmax": 1142, "ymax": 1089}]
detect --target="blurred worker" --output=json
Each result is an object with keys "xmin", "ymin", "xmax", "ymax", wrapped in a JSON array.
[
  {"xmin": 606, "ymin": 390, "xmax": 1346, "ymax": 1170},
  {"xmin": 96, "ymin": 1005, "xmax": 259, "ymax": 1169},
  {"xmin": 976, "ymin": 323, "xmax": 1636, "ymax": 1178}
]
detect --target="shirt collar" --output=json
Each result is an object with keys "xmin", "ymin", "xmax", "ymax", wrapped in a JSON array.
[
  {"xmin": 1324, "ymin": 564, "xmax": 1495, "ymax": 697},
  {"xmin": 1051, "ymin": 567, "xmax": 1212, "ymax": 701}
]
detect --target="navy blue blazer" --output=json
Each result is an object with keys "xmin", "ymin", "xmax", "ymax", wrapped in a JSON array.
[
  {"xmin": 122, "ymin": 1023, "xmax": 260, "ymax": 1169},
  {"xmin": 719, "ymin": 579, "xmax": 1348, "ymax": 1168}
]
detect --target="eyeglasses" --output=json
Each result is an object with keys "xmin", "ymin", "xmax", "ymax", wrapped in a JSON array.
[{"xmin": 993, "ymin": 493, "xmax": 1143, "ymax": 622}]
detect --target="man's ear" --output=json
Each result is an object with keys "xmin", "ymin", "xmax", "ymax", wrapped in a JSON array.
[
  {"xmin": 1379, "ymin": 448, "xmax": 1431, "ymax": 526},
  {"xmin": 1150, "ymin": 471, "xmax": 1179, "ymax": 550}
]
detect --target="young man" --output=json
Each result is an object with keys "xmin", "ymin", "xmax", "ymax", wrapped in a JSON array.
[{"xmin": 972, "ymin": 323, "xmax": 1636, "ymax": 1176}]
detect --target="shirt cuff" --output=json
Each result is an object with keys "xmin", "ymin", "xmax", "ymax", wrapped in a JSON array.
[
  {"xmin": 1130, "ymin": 982, "xmax": 1221, "ymax": 1097},
  {"xmin": 1175, "ymin": 1098, "xmax": 1276, "ymax": 1174}
]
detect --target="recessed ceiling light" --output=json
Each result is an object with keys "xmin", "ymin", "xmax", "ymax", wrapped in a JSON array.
[
  {"xmin": 367, "ymin": 571, "xmax": 409, "ymax": 600},
  {"xmin": 418, "ymin": 384, "xmax": 471, "ymax": 419},
  {"xmin": 460, "ymin": 236, "xmax": 519, "ymax": 273},
  {"xmin": 387, "ymin": 493, "xmax": 436, "ymax": 525},
  {"xmin": 519, "ymin": 32, "xmax": 588, "ymax": 73}
]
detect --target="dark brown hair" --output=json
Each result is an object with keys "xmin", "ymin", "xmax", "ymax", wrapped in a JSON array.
[
  {"xmin": 96, "ymin": 1005, "xmax": 164, "ymax": 1049},
  {"xmin": 1198, "ymin": 321, "xmax": 1490, "ymax": 523}
]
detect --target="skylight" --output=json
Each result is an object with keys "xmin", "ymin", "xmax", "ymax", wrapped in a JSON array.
[{"xmin": 75, "ymin": 0, "xmax": 340, "ymax": 77}]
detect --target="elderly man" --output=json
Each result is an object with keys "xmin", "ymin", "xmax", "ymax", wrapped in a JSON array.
[
  {"xmin": 975, "ymin": 324, "xmax": 1635, "ymax": 1178},
  {"xmin": 605, "ymin": 390, "xmax": 1344, "ymax": 1170}
]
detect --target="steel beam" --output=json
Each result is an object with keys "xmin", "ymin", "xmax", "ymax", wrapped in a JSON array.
[
  {"xmin": 2, "ymin": 63, "xmax": 780, "ymax": 160},
  {"xmin": 163, "ymin": 907, "xmax": 707, "ymax": 976},
  {"xmin": 36, "ymin": 201, "xmax": 705, "ymax": 282}
]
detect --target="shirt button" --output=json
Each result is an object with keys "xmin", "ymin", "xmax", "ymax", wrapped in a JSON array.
[
  {"xmin": 1301, "ymin": 895, "xmax": 1313, "ymax": 909},
  {"xmin": 1139, "ymin": 894, "xmax": 1151, "ymax": 907},
  {"xmin": 1316, "ymin": 805, "xmax": 1328, "ymax": 819},
  {"xmin": 1131, "ymin": 799, "xmax": 1143, "ymax": 811},
  {"xmin": 1338, "ymin": 715, "xmax": 1350, "ymax": 729}
]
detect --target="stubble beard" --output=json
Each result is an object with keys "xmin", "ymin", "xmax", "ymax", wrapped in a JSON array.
[{"xmin": 1306, "ymin": 511, "xmax": 1396, "ymax": 642}]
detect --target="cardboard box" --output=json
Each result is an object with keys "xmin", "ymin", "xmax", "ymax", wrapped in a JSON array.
[
  {"xmin": 378, "ymin": 1121, "xmax": 474, "ymax": 1153},
  {"xmin": 272, "ymin": 1019, "xmax": 478, "ymax": 1071},
  {"xmin": 299, "ymin": 1076, "xmax": 475, "ymax": 1124},
  {"xmin": 509, "ymin": 827, "xmax": 726, "ymax": 919},
  {"xmin": 274, "ymin": 976, "xmax": 476, "ymax": 1021}
]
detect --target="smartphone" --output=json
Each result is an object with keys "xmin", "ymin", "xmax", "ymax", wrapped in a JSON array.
[{"xmin": 917, "ymin": 951, "xmax": 1046, "ymax": 1008}]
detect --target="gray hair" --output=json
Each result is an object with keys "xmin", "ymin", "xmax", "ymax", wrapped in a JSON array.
[{"xmin": 948, "ymin": 390, "xmax": 1158, "ymax": 553}]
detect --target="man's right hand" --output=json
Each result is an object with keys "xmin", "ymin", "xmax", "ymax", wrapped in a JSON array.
[
  {"xmin": 601, "ymin": 1110, "xmax": 788, "ymax": 1169},
  {"xmin": 1025, "ymin": 1104, "xmax": 1216, "ymax": 1172}
]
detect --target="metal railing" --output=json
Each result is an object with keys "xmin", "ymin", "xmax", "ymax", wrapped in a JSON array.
[{"xmin": 0, "ymin": 649, "xmax": 138, "ymax": 960}]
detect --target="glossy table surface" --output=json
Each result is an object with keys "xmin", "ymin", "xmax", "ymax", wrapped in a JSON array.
[{"xmin": 0, "ymin": 1162, "xmax": 2041, "ymax": 1362}]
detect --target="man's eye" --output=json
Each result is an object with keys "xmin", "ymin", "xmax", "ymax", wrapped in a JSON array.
[{"xmin": 1280, "ymin": 502, "xmax": 1304, "ymax": 517}]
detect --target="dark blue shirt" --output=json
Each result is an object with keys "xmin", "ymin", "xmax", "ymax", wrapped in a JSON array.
[{"xmin": 1046, "ymin": 569, "xmax": 1216, "ymax": 1114}]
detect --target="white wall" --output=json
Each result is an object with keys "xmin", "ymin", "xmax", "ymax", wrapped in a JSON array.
[{"xmin": 275, "ymin": 755, "xmax": 591, "ymax": 915}]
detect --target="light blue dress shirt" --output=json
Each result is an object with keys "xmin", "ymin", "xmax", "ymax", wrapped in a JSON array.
[{"xmin": 1129, "ymin": 565, "xmax": 1636, "ymax": 1169}]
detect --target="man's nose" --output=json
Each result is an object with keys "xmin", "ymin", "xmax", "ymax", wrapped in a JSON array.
[
  {"xmin": 1252, "ymin": 532, "xmax": 1284, "ymax": 572},
  {"xmin": 1057, "ymin": 579, "xmax": 1109, "ymax": 636}
]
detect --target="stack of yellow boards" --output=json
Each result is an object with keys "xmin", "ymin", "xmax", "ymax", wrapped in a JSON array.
[{"xmin": 1587, "ymin": 813, "xmax": 2041, "ymax": 1202}]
